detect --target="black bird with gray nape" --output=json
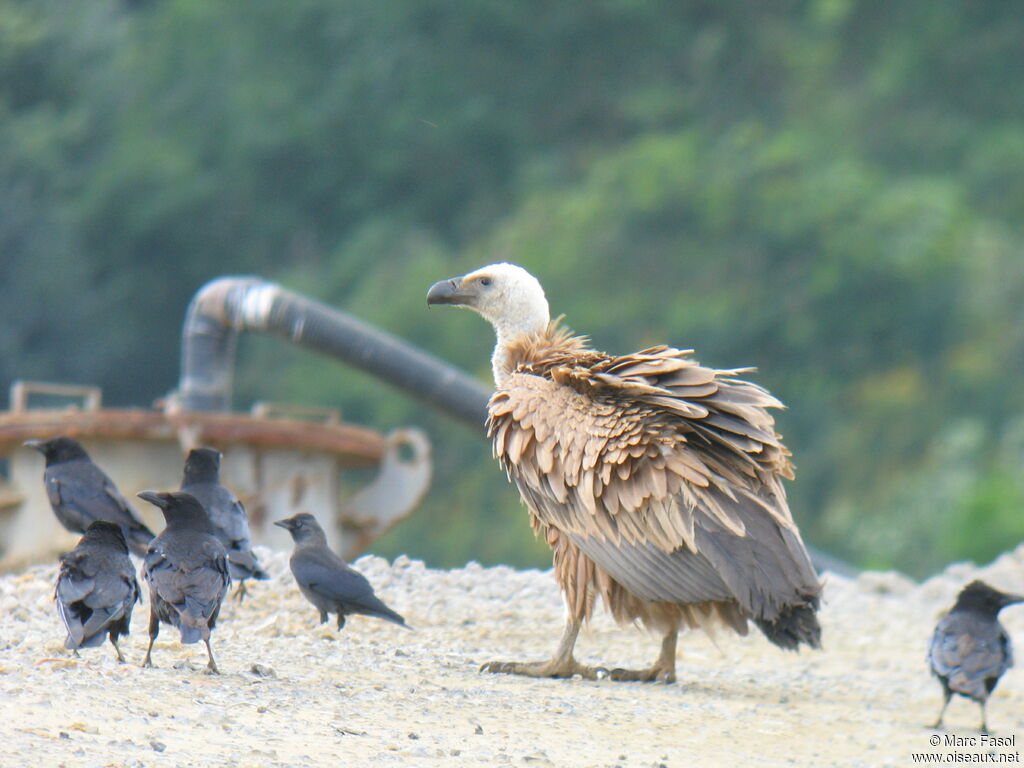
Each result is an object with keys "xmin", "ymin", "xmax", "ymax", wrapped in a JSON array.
[
  {"xmin": 55, "ymin": 520, "xmax": 141, "ymax": 663},
  {"xmin": 275, "ymin": 513, "xmax": 409, "ymax": 632},
  {"xmin": 138, "ymin": 490, "xmax": 231, "ymax": 674},
  {"xmin": 25, "ymin": 436, "xmax": 155, "ymax": 557},
  {"xmin": 928, "ymin": 580, "xmax": 1022, "ymax": 732},
  {"xmin": 180, "ymin": 447, "xmax": 268, "ymax": 601}
]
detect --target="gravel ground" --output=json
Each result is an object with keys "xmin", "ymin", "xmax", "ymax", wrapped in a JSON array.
[{"xmin": 1, "ymin": 544, "xmax": 1022, "ymax": 768}]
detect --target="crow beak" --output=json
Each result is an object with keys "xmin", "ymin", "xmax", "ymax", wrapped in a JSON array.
[
  {"xmin": 137, "ymin": 490, "xmax": 168, "ymax": 509},
  {"xmin": 273, "ymin": 518, "xmax": 294, "ymax": 530},
  {"xmin": 426, "ymin": 277, "xmax": 475, "ymax": 307},
  {"xmin": 23, "ymin": 439, "xmax": 44, "ymax": 452},
  {"xmin": 1004, "ymin": 593, "xmax": 1024, "ymax": 607}
]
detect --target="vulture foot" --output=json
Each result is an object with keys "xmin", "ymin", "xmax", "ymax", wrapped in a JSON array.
[
  {"xmin": 607, "ymin": 664, "xmax": 676, "ymax": 684},
  {"xmin": 480, "ymin": 658, "xmax": 604, "ymax": 680},
  {"xmin": 604, "ymin": 630, "xmax": 678, "ymax": 683}
]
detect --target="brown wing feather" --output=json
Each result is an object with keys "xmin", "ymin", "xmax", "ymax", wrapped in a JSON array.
[{"xmin": 489, "ymin": 323, "xmax": 820, "ymax": 624}]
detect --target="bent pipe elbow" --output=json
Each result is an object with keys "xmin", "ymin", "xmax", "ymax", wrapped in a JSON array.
[{"xmin": 177, "ymin": 276, "xmax": 490, "ymax": 428}]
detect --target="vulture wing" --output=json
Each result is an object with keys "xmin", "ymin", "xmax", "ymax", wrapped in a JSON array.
[{"xmin": 489, "ymin": 340, "xmax": 820, "ymax": 629}]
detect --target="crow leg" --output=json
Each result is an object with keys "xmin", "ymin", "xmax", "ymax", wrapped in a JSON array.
[
  {"xmin": 480, "ymin": 618, "xmax": 604, "ymax": 680},
  {"xmin": 930, "ymin": 690, "xmax": 951, "ymax": 729},
  {"xmin": 109, "ymin": 633, "xmax": 126, "ymax": 664},
  {"xmin": 232, "ymin": 580, "xmax": 248, "ymax": 603},
  {"xmin": 337, "ymin": 613, "xmax": 346, "ymax": 631},
  {"xmin": 143, "ymin": 609, "xmax": 160, "ymax": 668},
  {"xmin": 204, "ymin": 638, "xmax": 219, "ymax": 675},
  {"xmin": 608, "ymin": 630, "xmax": 678, "ymax": 684}
]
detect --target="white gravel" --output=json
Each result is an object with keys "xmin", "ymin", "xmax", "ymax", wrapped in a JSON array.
[{"xmin": 0, "ymin": 544, "xmax": 1022, "ymax": 767}]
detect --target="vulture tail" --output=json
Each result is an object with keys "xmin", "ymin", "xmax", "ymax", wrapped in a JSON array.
[{"xmin": 754, "ymin": 602, "xmax": 821, "ymax": 651}]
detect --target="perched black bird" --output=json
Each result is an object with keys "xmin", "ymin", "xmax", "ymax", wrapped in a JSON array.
[
  {"xmin": 25, "ymin": 436, "xmax": 155, "ymax": 557},
  {"xmin": 275, "ymin": 513, "xmax": 408, "ymax": 631},
  {"xmin": 180, "ymin": 447, "xmax": 268, "ymax": 601},
  {"xmin": 137, "ymin": 491, "xmax": 231, "ymax": 673},
  {"xmin": 55, "ymin": 520, "xmax": 141, "ymax": 662},
  {"xmin": 928, "ymin": 580, "xmax": 1023, "ymax": 731}
]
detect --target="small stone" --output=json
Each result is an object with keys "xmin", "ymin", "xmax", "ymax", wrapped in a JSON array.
[{"xmin": 150, "ymin": 741, "xmax": 166, "ymax": 753}]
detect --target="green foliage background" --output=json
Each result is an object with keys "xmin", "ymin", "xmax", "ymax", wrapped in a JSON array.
[{"xmin": 2, "ymin": 0, "xmax": 1022, "ymax": 577}]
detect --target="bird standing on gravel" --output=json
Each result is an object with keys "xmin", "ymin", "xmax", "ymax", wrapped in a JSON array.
[
  {"xmin": 180, "ymin": 447, "xmax": 268, "ymax": 601},
  {"xmin": 137, "ymin": 491, "xmax": 231, "ymax": 673},
  {"xmin": 275, "ymin": 513, "xmax": 408, "ymax": 631},
  {"xmin": 55, "ymin": 520, "xmax": 141, "ymax": 662},
  {"xmin": 427, "ymin": 264, "xmax": 820, "ymax": 682},
  {"xmin": 25, "ymin": 436, "xmax": 155, "ymax": 557},
  {"xmin": 928, "ymin": 580, "xmax": 1022, "ymax": 732}
]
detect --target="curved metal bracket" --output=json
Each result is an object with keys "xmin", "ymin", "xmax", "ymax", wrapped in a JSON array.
[{"xmin": 339, "ymin": 427, "xmax": 432, "ymax": 559}]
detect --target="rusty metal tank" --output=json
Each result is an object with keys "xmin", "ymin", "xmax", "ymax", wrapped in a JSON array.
[{"xmin": 0, "ymin": 382, "xmax": 431, "ymax": 569}]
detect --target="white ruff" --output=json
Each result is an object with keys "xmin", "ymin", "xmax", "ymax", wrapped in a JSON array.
[{"xmin": 460, "ymin": 263, "xmax": 550, "ymax": 387}]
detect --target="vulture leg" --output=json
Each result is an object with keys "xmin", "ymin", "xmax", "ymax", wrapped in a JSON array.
[
  {"xmin": 480, "ymin": 618, "xmax": 604, "ymax": 680},
  {"xmin": 608, "ymin": 630, "xmax": 678, "ymax": 684}
]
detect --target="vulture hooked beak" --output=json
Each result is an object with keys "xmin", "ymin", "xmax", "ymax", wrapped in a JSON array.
[{"xmin": 426, "ymin": 277, "xmax": 476, "ymax": 308}]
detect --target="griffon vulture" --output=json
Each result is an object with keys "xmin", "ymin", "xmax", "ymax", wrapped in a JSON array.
[{"xmin": 427, "ymin": 263, "xmax": 821, "ymax": 682}]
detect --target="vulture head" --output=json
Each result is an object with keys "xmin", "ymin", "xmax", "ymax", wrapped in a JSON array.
[
  {"xmin": 427, "ymin": 263, "xmax": 551, "ymax": 385},
  {"xmin": 427, "ymin": 263, "xmax": 550, "ymax": 339}
]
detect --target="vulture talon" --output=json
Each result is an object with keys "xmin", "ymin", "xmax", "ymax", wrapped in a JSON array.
[
  {"xmin": 479, "ymin": 659, "xmax": 603, "ymax": 680},
  {"xmin": 607, "ymin": 666, "xmax": 676, "ymax": 684}
]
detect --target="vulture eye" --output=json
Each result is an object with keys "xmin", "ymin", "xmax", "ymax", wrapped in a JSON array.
[{"xmin": 479, "ymin": 277, "xmax": 492, "ymax": 287}]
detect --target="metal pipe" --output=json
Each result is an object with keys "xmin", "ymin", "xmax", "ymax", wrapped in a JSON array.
[{"xmin": 177, "ymin": 276, "xmax": 491, "ymax": 426}]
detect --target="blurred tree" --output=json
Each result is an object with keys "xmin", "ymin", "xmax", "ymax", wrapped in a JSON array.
[{"xmin": 1, "ymin": 0, "xmax": 1021, "ymax": 574}]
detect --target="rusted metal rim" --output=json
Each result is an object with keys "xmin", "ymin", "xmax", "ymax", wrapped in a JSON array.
[{"xmin": 0, "ymin": 408, "xmax": 385, "ymax": 467}]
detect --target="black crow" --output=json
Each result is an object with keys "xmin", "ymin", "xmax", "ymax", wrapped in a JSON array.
[
  {"xmin": 928, "ymin": 580, "xmax": 1023, "ymax": 731},
  {"xmin": 55, "ymin": 520, "xmax": 141, "ymax": 662},
  {"xmin": 180, "ymin": 447, "xmax": 268, "ymax": 601},
  {"xmin": 274, "ymin": 513, "xmax": 408, "ymax": 631},
  {"xmin": 25, "ymin": 436, "xmax": 155, "ymax": 557},
  {"xmin": 137, "ymin": 490, "xmax": 231, "ymax": 673}
]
